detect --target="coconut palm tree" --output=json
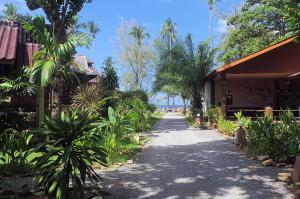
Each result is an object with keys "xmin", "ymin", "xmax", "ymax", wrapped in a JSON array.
[
  {"xmin": 1, "ymin": 3, "xmax": 18, "ymax": 21},
  {"xmin": 160, "ymin": 18, "xmax": 177, "ymax": 111},
  {"xmin": 129, "ymin": 25, "xmax": 150, "ymax": 90},
  {"xmin": 161, "ymin": 18, "xmax": 177, "ymax": 55},
  {"xmin": 82, "ymin": 21, "xmax": 100, "ymax": 64},
  {"xmin": 208, "ymin": 0, "xmax": 221, "ymax": 48}
]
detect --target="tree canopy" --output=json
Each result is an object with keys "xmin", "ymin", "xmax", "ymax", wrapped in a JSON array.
[
  {"xmin": 25, "ymin": 0, "xmax": 92, "ymax": 41},
  {"xmin": 219, "ymin": 0, "xmax": 288, "ymax": 63},
  {"xmin": 286, "ymin": 0, "xmax": 300, "ymax": 42}
]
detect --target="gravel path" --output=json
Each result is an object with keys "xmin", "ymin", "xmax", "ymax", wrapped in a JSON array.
[{"xmin": 102, "ymin": 113, "xmax": 293, "ymax": 199}]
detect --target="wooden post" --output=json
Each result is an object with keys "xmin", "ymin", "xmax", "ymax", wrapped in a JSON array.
[
  {"xmin": 292, "ymin": 156, "xmax": 300, "ymax": 184},
  {"xmin": 265, "ymin": 106, "xmax": 273, "ymax": 119},
  {"xmin": 221, "ymin": 72, "xmax": 227, "ymax": 119},
  {"xmin": 211, "ymin": 80, "xmax": 215, "ymax": 106}
]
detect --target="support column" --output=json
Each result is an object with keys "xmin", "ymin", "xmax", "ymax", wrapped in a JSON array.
[
  {"xmin": 211, "ymin": 80, "xmax": 215, "ymax": 106},
  {"xmin": 221, "ymin": 72, "xmax": 227, "ymax": 119}
]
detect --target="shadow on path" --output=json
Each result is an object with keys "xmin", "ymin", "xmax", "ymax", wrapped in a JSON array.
[{"xmin": 102, "ymin": 113, "xmax": 292, "ymax": 199}]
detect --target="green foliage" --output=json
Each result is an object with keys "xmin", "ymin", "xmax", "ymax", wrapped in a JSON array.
[
  {"xmin": 0, "ymin": 67, "xmax": 36, "ymax": 97},
  {"xmin": 234, "ymin": 111, "xmax": 251, "ymax": 129},
  {"xmin": 219, "ymin": 0, "xmax": 288, "ymax": 63},
  {"xmin": 247, "ymin": 110, "xmax": 300, "ymax": 162},
  {"xmin": 0, "ymin": 129, "xmax": 33, "ymax": 177},
  {"xmin": 207, "ymin": 107, "xmax": 222, "ymax": 123},
  {"xmin": 33, "ymin": 110, "xmax": 107, "ymax": 199},
  {"xmin": 286, "ymin": 0, "xmax": 300, "ymax": 41},
  {"xmin": 120, "ymin": 90, "xmax": 149, "ymax": 104},
  {"xmin": 71, "ymin": 83, "xmax": 110, "ymax": 114},
  {"xmin": 0, "ymin": 3, "xmax": 31, "ymax": 22},
  {"xmin": 116, "ymin": 98, "xmax": 152, "ymax": 133},
  {"xmin": 25, "ymin": 0, "xmax": 92, "ymax": 41},
  {"xmin": 218, "ymin": 118, "xmax": 238, "ymax": 136},
  {"xmin": 99, "ymin": 107, "xmax": 135, "ymax": 164},
  {"xmin": 22, "ymin": 16, "xmax": 91, "ymax": 87},
  {"xmin": 154, "ymin": 34, "xmax": 214, "ymax": 112},
  {"xmin": 247, "ymin": 116, "xmax": 275, "ymax": 156},
  {"xmin": 101, "ymin": 57, "xmax": 119, "ymax": 92}
]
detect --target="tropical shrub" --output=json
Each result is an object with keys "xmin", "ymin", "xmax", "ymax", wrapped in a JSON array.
[
  {"xmin": 247, "ymin": 115, "xmax": 275, "ymax": 157},
  {"xmin": 32, "ymin": 110, "xmax": 107, "ymax": 199},
  {"xmin": 71, "ymin": 83, "xmax": 110, "ymax": 114},
  {"xmin": 208, "ymin": 107, "xmax": 222, "ymax": 123},
  {"xmin": 247, "ymin": 110, "xmax": 300, "ymax": 162},
  {"xmin": 119, "ymin": 90, "xmax": 149, "ymax": 104},
  {"xmin": 0, "ymin": 129, "xmax": 33, "ymax": 176},
  {"xmin": 98, "ymin": 107, "xmax": 134, "ymax": 164},
  {"xmin": 218, "ymin": 118, "xmax": 238, "ymax": 136},
  {"xmin": 273, "ymin": 111, "xmax": 300, "ymax": 161},
  {"xmin": 234, "ymin": 111, "xmax": 251, "ymax": 130},
  {"xmin": 116, "ymin": 98, "xmax": 151, "ymax": 133}
]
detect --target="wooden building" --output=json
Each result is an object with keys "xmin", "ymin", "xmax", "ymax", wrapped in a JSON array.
[{"xmin": 205, "ymin": 37, "xmax": 300, "ymax": 118}]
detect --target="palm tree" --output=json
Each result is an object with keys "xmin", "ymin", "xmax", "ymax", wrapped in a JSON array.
[
  {"xmin": 161, "ymin": 18, "xmax": 177, "ymax": 55},
  {"xmin": 82, "ymin": 21, "xmax": 100, "ymax": 64},
  {"xmin": 129, "ymin": 25, "xmax": 150, "ymax": 90},
  {"xmin": 154, "ymin": 34, "xmax": 214, "ymax": 116},
  {"xmin": 101, "ymin": 57, "xmax": 119, "ymax": 91},
  {"xmin": 23, "ymin": 16, "xmax": 91, "ymax": 125},
  {"xmin": 1, "ymin": 3, "xmax": 18, "ymax": 21},
  {"xmin": 160, "ymin": 18, "xmax": 177, "ymax": 111},
  {"xmin": 208, "ymin": 0, "xmax": 221, "ymax": 48}
]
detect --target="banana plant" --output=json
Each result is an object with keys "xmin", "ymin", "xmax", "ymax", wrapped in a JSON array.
[{"xmin": 22, "ymin": 16, "xmax": 91, "ymax": 125}]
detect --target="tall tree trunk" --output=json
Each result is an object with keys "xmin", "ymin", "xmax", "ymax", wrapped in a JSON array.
[
  {"xmin": 166, "ymin": 95, "xmax": 170, "ymax": 111},
  {"xmin": 182, "ymin": 96, "xmax": 187, "ymax": 114},
  {"xmin": 37, "ymin": 87, "xmax": 45, "ymax": 127},
  {"xmin": 93, "ymin": 39, "xmax": 96, "ymax": 64},
  {"xmin": 209, "ymin": 8, "xmax": 213, "ymax": 49},
  {"xmin": 172, "ymin": 96, "xmax": 175, "ymax": 111}
]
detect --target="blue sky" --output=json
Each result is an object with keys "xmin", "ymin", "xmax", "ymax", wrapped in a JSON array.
[{"xmin": 1, "ymin": 0, "xmax": 243, "ymax": 105}]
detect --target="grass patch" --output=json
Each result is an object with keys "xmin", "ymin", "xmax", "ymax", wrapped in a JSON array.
[
  {"xmin": 109, "ymin": 136, "xmax": 150, "ymax": 165},
  {"xmin": 149, "ymin": 112, "xmax": 163, "ymax": 129}
]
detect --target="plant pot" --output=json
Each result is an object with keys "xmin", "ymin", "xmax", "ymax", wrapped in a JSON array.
[
  {"xmin": 235, "ymin": 127, "xmax": 247, "ymax": 146},
  {"xmin": 213, "ymin": 123, "xmax": 218, "ymax": 129}
]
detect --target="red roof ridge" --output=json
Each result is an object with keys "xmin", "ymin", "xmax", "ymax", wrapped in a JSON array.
[{"xmin": 214, "ymin": 36, "xmax": 297, "ymax": 74}]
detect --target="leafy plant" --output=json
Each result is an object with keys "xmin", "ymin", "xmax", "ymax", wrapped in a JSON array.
[
  {"xmin": 208, "ymin": 107, "xmax": 222, "ymax": 123},
  {"xmin": 247, "ymin": 110, "xmax": 300, "ymax": 162},
  {"xmin": 274, "ymin": 110, "xmax": 300, "ymax": 161},
  {"xmin": 234, "ymin": 111, "xmax": 251, "ymax": 130},
  {"xmin": 0, "ymin": 129, "xmax": 33, "ymax": 176},
  {"xmin": 218, "ymin": 118, "xmax": 238, "ymax": 136},
  {"xmin": 32, "ymin": 110, "xmax": 107, "ymax": 199},
  {"xmin": 71, "ymin": 83, "xmax": 110, "ymax": 114},
  {"xmin": 98, "ymin": 107, "xmax": 134, "ymax": 165},
  {"xmin": 116, "ymin": 98, "xmax": 151, "ymax": 133}
]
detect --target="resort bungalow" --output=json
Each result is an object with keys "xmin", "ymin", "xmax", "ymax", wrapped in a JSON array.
[
  {"xmin": 204, "ymin": 37, "xmax": 300, "ymax": 118},
  {"xmin": 0, "ymin": 20, "xmax": 99, "ymax": 112}
]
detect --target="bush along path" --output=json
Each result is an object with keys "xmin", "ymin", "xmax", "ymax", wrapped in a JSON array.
[{"xmin": 101, "ymin": 113, "xmax": 293, "ymax": 199}]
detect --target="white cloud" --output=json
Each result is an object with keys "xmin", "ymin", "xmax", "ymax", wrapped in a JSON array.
[{"xmin": 215, "ymin": 19, "xmax": 228, "ymax": 34}]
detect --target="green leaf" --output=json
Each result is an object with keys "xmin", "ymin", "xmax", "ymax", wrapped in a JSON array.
[
  {"xmin": 108, "ymin": 107, "xmax": 116, "ymax": 124},
  {"xmin": 48, "ymin": 181, "xmax": 57, "ymax": 194},
  {"xmin": 41, "ymin": 60, "xmax": 56, "ymax": 87}
]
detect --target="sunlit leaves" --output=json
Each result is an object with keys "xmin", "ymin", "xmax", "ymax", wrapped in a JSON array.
[{"xmin": 22, "ymin": 15, "xmax": 91, "ymax": 87}]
